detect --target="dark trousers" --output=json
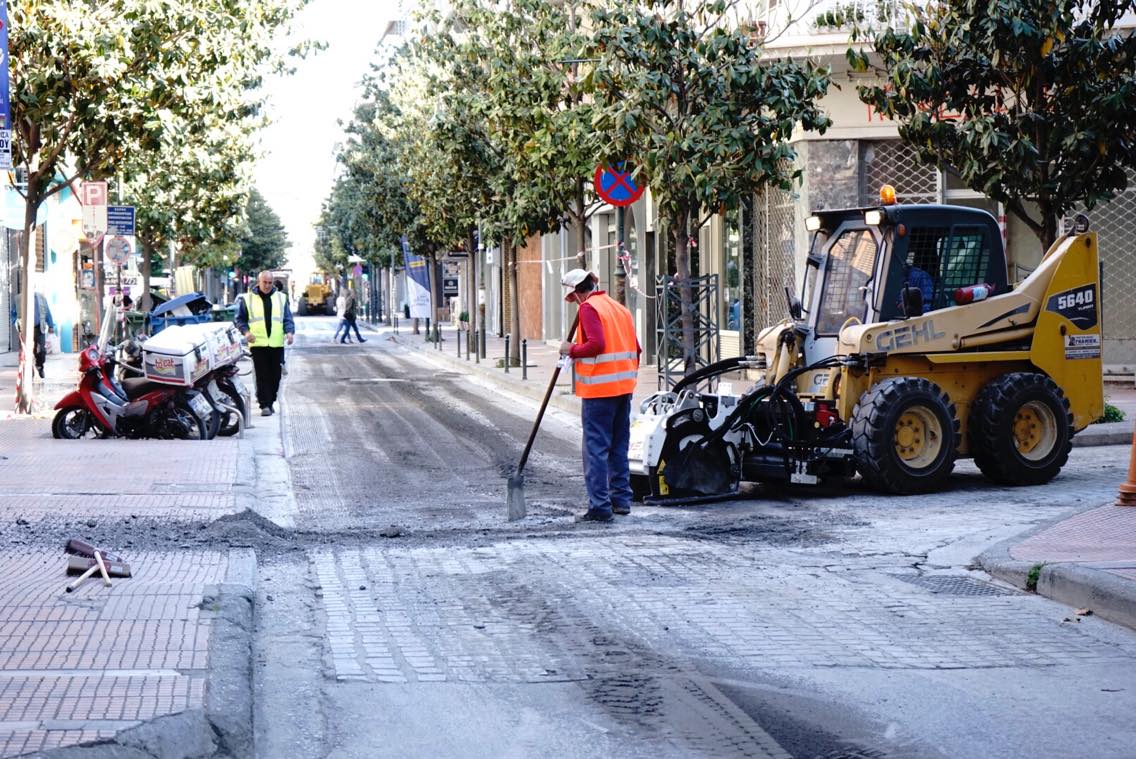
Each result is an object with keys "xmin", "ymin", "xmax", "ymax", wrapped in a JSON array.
[
  {"xmin": 341, "ymin": 316, "xmax": 363, "ymax": 342},
  {"xmin": 33, "ymin": 329, "xmax": 46, "ymax": 372},
  {"xmin": 581, "ymin": 394, "xmax": 633, "ymax": 516},
  {"xmin": 251, "ymin": 346, "xmax": 284, "ymax": 409}
]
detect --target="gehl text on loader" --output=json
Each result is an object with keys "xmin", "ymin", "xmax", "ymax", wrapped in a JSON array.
[{"xmin": 630, "ymin": 185, "xmax": 1104, "ymax": 504}]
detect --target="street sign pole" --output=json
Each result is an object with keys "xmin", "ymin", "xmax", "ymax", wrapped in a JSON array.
[
  {"xmin": 615, "ymin": 206, "xmax": 627, "ymax": 306},
  {"xmin": 117, "ymin": 264, "xmax": 123, "ymax": 342}
]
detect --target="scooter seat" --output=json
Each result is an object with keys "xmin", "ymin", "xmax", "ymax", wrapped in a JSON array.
[{"xmin": 121, "ymin": 377, "xmax": 169, "ymax": 398}]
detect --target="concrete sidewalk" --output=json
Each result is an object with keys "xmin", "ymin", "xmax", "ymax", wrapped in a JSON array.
[
  {"xmin": 979, "ymin": 501, "xmax": 1136, "ymax": 632},
  {"xmin": 0, "ymin": 403, "xmax": 273, "ymax": 756}
]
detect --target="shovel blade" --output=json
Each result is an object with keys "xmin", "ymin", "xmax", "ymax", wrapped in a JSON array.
[{"xmin": 506, "ymin": 473, "xmax": 526, "ymax": 522}]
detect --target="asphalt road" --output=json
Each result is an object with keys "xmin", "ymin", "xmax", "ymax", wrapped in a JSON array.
[{"xmin": 252, "ymin": 316, "xmax": 1136, "ymax": 759}]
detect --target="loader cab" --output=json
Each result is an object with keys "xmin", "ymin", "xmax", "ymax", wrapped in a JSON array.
[{"xmin": 797, "ymin": 199, "xmax": 1008, "ymax": 380}]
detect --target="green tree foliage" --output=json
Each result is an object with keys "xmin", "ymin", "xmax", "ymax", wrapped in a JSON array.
[
  {"xmin": 8, "ymin": 0, "xmax": 304, "ymax": 410},
  {"xmin": 238, "ymin": 189, "xmax": 290, "ymax": 278},
  {"xmin": 589, "ymin": 0, "xmax": 831, "ymax": 373},
  {"xmin": 851, "ymin": 0, "xmax": 1136, "ymax": 250}
]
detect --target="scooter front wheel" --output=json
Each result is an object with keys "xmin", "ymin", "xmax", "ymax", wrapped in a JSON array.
[{"xmin": 52, "ymin": 407, "xmax": 103, "ymax": 439}]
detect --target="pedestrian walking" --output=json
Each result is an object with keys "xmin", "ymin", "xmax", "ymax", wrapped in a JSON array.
[
  {"xmin": 340, "ymin": 287, "xmax": 366, "ymax": 344},
  {"xmin": 558, "ymin": 269, "xmax": 640, "ymax": 523},
  {"xmin": 333, "ymin": 291, "xmax": 352, "ymax": 343},
  {"xmin": 32, "ymin": 293, "xmax": 55, "ymax": 377},
  {"xmin": 234, "ymin": 270, "xmax": 295, "ymax": 417}
]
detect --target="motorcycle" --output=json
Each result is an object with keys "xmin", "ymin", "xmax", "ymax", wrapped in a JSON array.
[
  {"xmin": 52, "ymin": 303, "xmax": 214, "ymax": 440},
  {"xmin": 51, "ymin": 339, "xmax": 212, "ymax": 440},
  {"xmin": 200, "ymin": 361, "xmax": 250, "ymax": 437}
]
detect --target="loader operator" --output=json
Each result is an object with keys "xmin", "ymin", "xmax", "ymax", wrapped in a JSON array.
[
  {"xmin": 559, "ymin": 269, "xmax": 640, "ymax": 523},
  {"xmin": 235, "ymin": 270, "xmax": 295, "ymax": 417}
]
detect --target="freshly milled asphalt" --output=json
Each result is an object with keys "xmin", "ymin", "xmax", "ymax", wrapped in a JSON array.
[{"xmin": 248, "ymin": 317, "xmax": 1136, "ymax": 759}]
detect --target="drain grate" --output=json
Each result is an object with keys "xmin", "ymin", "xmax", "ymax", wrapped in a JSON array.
[{"xmin": 892, "ymin": 574, "xmax": 1018, "ymax": 597}]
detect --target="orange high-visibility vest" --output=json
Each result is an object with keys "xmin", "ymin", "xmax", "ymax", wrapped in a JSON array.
[{"xmin": 574, "ymin": 293, "xmax": 638, "ymax": 398}]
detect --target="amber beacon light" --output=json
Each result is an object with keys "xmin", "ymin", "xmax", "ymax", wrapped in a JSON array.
[{"xmin": 879, "ymin": 184, "xmax": 897, "ymax": 205}]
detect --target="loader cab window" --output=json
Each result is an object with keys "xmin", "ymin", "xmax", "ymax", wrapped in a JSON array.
[
  {"xmin": 882, "ymin": 225, "xmax": 993, "ymax": 319},
  {"xmin": 800, "ymin": 231, "xmax": 828, "ymax": 314},
  {"xmin": 816, "ymin": 228, "xmax": 878, "ymax": 335}
]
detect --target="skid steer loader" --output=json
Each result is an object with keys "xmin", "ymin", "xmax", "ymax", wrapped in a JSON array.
[{"xmin": 629, "ymin": 187, "xmax": 1104, "ymax": 502}]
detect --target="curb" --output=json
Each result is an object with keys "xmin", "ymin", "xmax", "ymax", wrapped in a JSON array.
[
  {"xmin": 976, "ymin": 507, "xmax": 1136, "ymax": 632},
  {"xmin": 29, "ymin": 556, "xmax": 259, "ymax": 759},
  {"xmin": 1073, "ymin": 421, "xmax": 1133, "ymax": 447}
]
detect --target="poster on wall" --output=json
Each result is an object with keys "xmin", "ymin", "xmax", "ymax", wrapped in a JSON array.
[{"xmin": 401, "ymin": 236, "xmax": 432, "ymax": 319}]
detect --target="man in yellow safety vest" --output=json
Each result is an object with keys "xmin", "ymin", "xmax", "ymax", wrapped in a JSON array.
[
  {"xmin": 234, "ymin": 270, "xmax": 295, "ymax": 416},
  {"xmin": 559, "ymin": 269, "xmax": 641, "ymax": 523}
]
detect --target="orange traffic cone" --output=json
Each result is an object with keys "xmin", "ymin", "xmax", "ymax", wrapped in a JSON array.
[{"xmin": 1119, "ymin": 422, "xmax": 1136, "ymax": 507}]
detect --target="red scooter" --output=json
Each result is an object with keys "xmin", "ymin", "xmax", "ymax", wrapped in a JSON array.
[{"xmin": 52, "ymin": 339, "xmax": 211, "ymax": 440}]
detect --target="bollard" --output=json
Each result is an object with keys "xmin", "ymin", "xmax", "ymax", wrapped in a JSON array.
[
  {"xmin": 504, "ymin": 334, "xmax": 511, "ymax": 372},
  {"xmin": 457, "ymin": 328, "xmax": 462, "ymax": 357},
  {"xmin": 522, "ymin": 339, "xmax": 528, "ymax": 380},
  {"xmin": 480, "ymin": 324, "xmax": 487, "ymax": 359},
  {"xmin": 466, "ymin": 330, "xmax": 471, "ymax": 361},
  {"xmin": 474, "ymin": 330, "xmax": 480, "ymax": 364},
  {"xmin": 394, "ymin": 316, "xmax": 399, "ymax": 334}
]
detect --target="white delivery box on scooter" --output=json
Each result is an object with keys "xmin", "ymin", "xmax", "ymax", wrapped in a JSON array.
[{"xmin": 141, "ymin": 323, "xmax": 240, "ymax": 386}]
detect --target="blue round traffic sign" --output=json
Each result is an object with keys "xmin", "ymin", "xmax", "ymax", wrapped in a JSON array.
[{"xmin": 594, "ymin": 163, "xmax": 644, "ymax": 207}]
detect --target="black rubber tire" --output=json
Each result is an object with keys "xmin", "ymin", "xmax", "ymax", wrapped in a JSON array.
[
  {"xmin": 297, "ymin": 297, "xmax": 309, "ymax": 317},
  {"xmin": 968, "ymin": 372, "xmax": 1072, "ymax": 486},
  {"xmin": 215, "ymin": 380, "xmax": 247, "ymax": 437},
  {"xmin": 851, "ymin": 376, "xmax": 959, "ymax": 494},
  {"xmin": 53, "ymin": 407, "xmax": 98, "ymax": 439},
  {"xmin": 170, "ymin": 397, "xmax": 208, "ymax": 440}
]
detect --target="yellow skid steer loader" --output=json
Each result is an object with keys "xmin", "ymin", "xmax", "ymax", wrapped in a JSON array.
[{"xmin": 628, "ymin": 188, "xmax": 1103, "ymax": 501}]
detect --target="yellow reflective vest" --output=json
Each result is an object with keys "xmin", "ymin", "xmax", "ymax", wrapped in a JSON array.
[
  {"xmin": 243, "ymin": 290, "xmax": 287, "ymax": 348},
  {"xmin": 574, "ymin": 293, "xmax": 639, "ymax": 398}
]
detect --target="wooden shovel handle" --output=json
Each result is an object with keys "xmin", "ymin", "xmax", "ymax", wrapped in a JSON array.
[{"xmin": 515, "ymin": 313, "xmax": 579, "ymax": 476}]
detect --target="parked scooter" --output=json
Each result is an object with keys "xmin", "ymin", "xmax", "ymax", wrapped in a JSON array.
[
  {"xmin": 51, "ymin": 339, "xmax": 212, "ymax": 440},
  {"xmin": 199, "ymin": 361, "xmax": 250, "ymax": 437},
  {"xmin": 51, "ymin": 303, "xmax": 214, "ymax": 440}
]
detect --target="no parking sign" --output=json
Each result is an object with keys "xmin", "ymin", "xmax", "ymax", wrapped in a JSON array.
[{"xmin": 594, "ymin": 163, "xmax": 644, "ymax": 207}]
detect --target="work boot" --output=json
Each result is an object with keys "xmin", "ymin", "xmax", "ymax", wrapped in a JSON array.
[
  {"xmin": 261, "ymin": 407, "xmax": 273, "ymax": 417},
  {"xmin": 575, "ymin": 510, "xmax": 613, "ymax": 523},
  {"xmin": 612, "ymin": 504, "xmax": 631, "ymax": 516},
  {"xmin": 37, "ymin": 366, "xmax": 44, "ymax": 379},
  {"xmin": 358, "ymin": 338, "xmax": 367, "ymax": 343}
]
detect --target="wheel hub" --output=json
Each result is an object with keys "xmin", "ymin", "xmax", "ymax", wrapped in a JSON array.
[
  {"xmin": 894, "ymin": 406, "xmax": 942, "ymax": 467},
  {"xmin": 1013, "ymin": 401, "xmax": 1058, "ymax": 461}
]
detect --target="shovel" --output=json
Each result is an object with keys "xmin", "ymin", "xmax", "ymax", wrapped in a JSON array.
[{"xmin": 506, "ymin": 314, "xmax": 579, "ymax": 521}]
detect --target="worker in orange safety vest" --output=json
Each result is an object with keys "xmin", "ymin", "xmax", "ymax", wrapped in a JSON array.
[{"xmin": 559, "ymin": 269, "xmax": 641, "ymax": 523}]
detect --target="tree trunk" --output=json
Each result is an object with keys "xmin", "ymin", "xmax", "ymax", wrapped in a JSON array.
[
  {"xmin": 1041, "ymin": 208, "xmax": 1058, "ymax": 254},
  {"xmin": 16, "ymin": 194, "xmax": 40, "ymax": 414},
  {"xmin": 671, "ymin": 207, "xmax": 696, "ymax": 376},
  {"xmin": 574, "ymin": 181, "xmax": 588, "ymax": 269},
  {"xmin": 507, "ymin": 238, "xmax": 521, "ymax": 366},
  {"xmin": 428, "ymin": 253, "xmax": 441, "ymax": 341},
  {"xmin": 467, "ymin": 226, "xmax": 478, "ymax": 354}
]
